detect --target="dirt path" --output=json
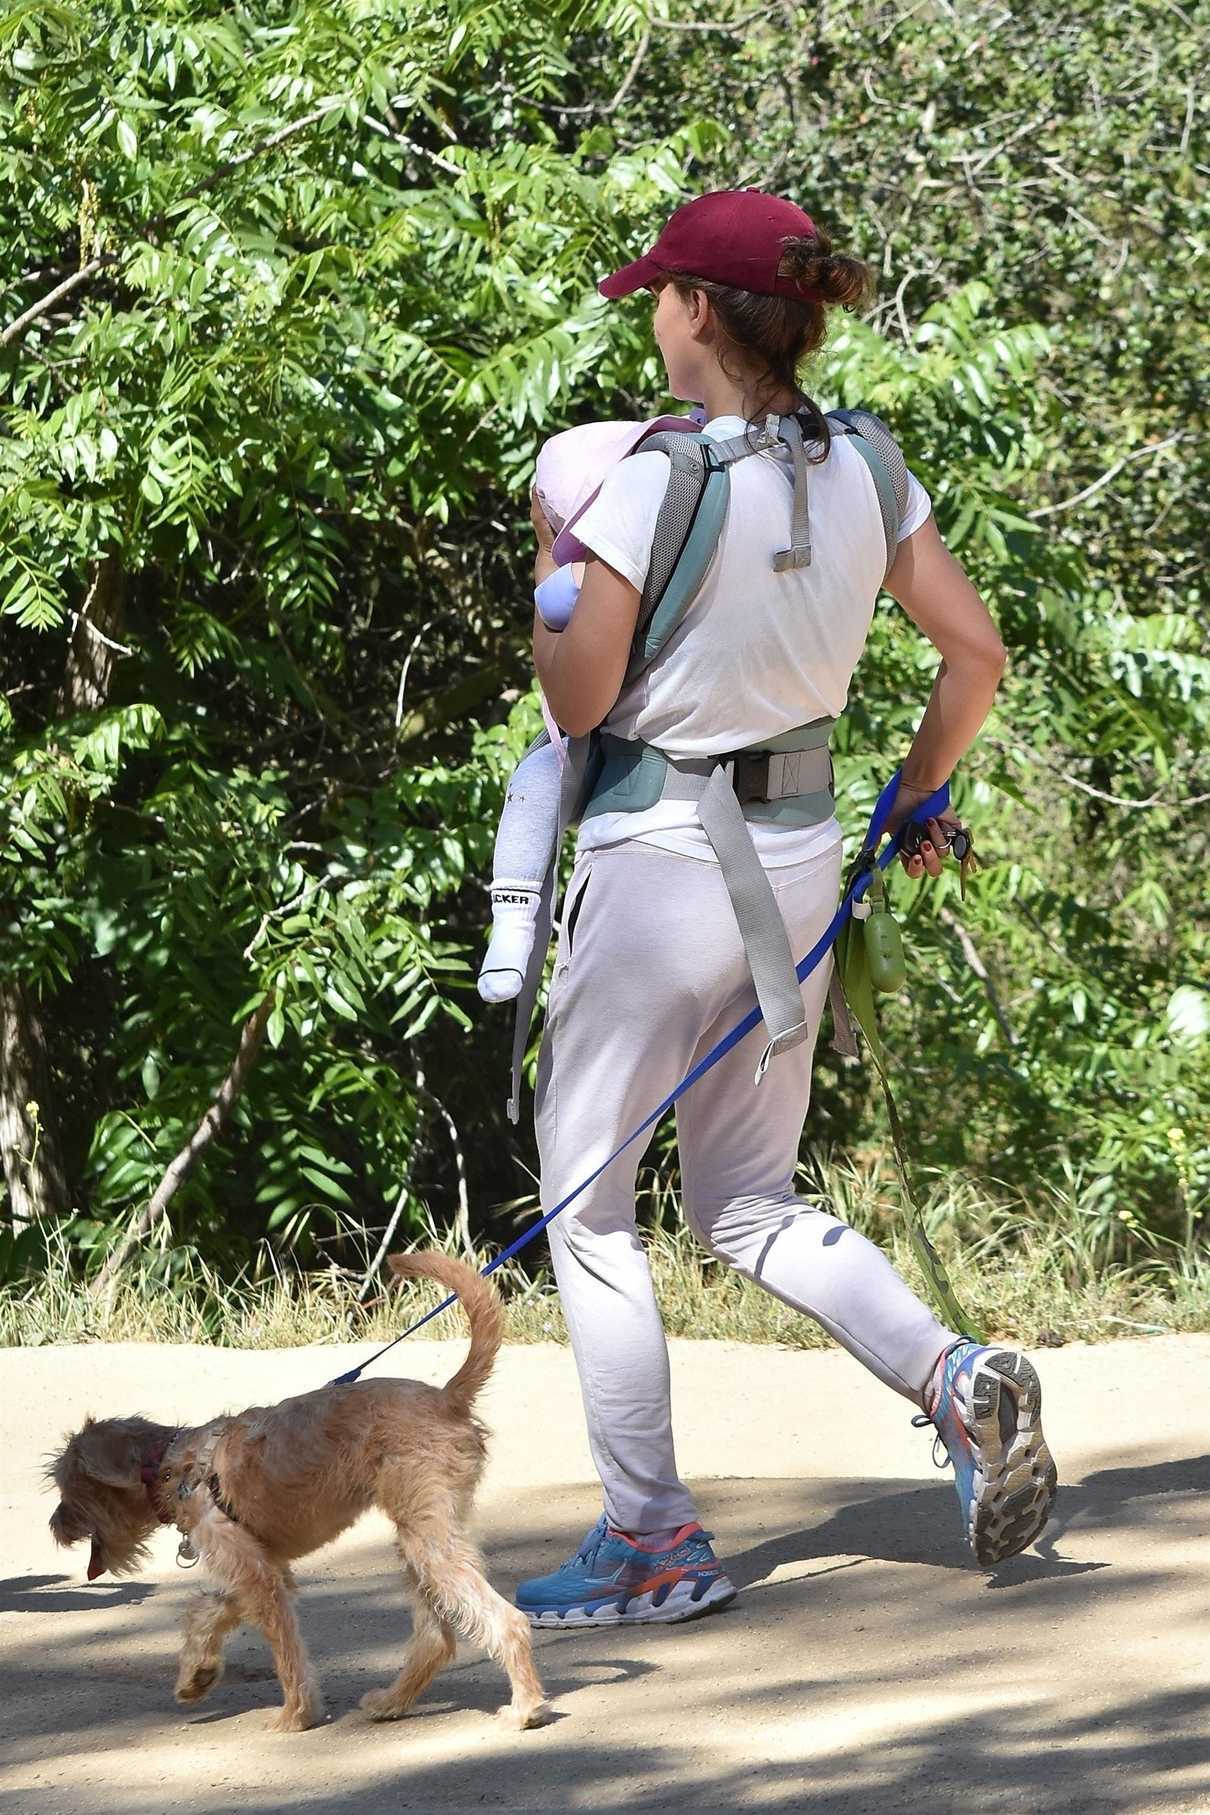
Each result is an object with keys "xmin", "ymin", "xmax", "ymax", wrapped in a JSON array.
[{"xmin": 2, "ymin": 1334, "xmax": 1207, "ymax": 1813}]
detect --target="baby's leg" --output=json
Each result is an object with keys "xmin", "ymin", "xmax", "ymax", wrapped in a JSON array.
[{"xmin": 479, "ymin": 738, "xmax": 564, "ymax": 1004}]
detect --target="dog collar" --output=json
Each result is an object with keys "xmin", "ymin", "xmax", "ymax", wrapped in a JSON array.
[{"xmin": 207, "ymin": 1471, "xmax": 242, "ymax": 1526}]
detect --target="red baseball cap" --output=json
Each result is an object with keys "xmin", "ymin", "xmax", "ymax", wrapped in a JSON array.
[{"xmin": 598, "ymin": 188, "xmax": 824, "ymax": 302}]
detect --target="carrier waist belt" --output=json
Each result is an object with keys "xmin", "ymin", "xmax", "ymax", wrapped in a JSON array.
[
  {"xmin": 663, "ymin": 744, "xmax": 832, "ymax": 808},
  {"xmin": 583, "ymin": 725, "xmax": 837, "ymax": 1077},
  {"xmin": 583, "ymin": 720, "xmax": 835, "ymax": 826}
]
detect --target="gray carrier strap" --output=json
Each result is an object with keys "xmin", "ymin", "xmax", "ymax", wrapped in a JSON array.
[
  {"xmin": 708, "ymin": 412, "xmax": 813, "ymax": 572},
  {"xmin": 693, "ymin": 761, "xmax": 812, "ymax": 1077},
  {"xmin": 647, "ymin": 739, "xmax": 834, "ymax": 1080},
  {"xmin": 771, "ymin": 411, "xmax": 812, "ymax": 571},
  {"xmin": 632, "ymin": 429, "xmax": 726, "ymax": 672},
  {"xmin": 506, "ymin": 732, "xmax": 596, "ymax": 1125}
]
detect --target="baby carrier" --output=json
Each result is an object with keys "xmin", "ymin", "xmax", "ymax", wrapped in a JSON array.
[{"xmin": 506, "ymin": 406, "xmax": 911, "ymax": 1122}]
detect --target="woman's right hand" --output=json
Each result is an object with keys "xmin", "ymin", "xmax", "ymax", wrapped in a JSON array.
[{"xmin": 882, "ymin": 782, "xmax": 968, "ymax": 882}]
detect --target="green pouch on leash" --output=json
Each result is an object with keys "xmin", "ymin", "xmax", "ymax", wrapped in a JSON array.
[{"xmin": 860, "ymin": 870, "xmax": 907, "ymax": 993}]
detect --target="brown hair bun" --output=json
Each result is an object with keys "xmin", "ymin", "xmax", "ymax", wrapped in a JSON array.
[{"xmin": 776, "ymin": 231, "xmax": 871, "ymax": 311}]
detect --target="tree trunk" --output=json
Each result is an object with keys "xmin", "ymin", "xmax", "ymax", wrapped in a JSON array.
[
  {"xmin": 58, "ymin": 551, "xmax": 128, "ymax": 716},
  {"xmin": 0, "ymin": 553, "xmax": 130, "ymax": 1233},
  {"xmin": 0, "ymin": 981, "xmax": 70, "ymax": 1227}
]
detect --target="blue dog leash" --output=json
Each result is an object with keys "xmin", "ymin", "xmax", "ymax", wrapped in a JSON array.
[{"xmin": 330, "ymin": 767, "xmax": 950, "ymax": 1386}]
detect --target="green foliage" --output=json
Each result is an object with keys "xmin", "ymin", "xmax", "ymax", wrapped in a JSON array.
[
  {"xmin": 0, "ymin": 0, "xmax": 1205, "ymax": 1303},
  {"xmin": 4, "ymin": 1154, "xmax": 1207, "ymax": 1349}
]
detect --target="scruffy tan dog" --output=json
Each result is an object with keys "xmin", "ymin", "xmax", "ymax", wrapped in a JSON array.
[{"xmin": 47, "ymin": 1253, "xmax": 550, "ymax": 1734}]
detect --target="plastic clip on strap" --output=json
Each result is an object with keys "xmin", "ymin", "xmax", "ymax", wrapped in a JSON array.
[{"xmin": 330, "ymin": 767, "xmax": 975, "ymax": 1388}]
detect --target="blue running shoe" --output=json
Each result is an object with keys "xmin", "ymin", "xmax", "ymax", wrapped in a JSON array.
[
  {"xmin": 516, "ymin": 1516, "xmax": 737, "ymax": 1628},
  {"xmin": 915, "ymin": 1340, "xmax": 1058, "ymax": 1567}
]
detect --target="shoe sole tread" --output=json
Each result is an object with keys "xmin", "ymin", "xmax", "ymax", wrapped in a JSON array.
[
  {"xmin": 522, "ymin": 1574, "xmax": 736, "ymax": 1628},
  {"xmin": 962, "ymin": 1348, "xmax": 1058, "ymax": 1567}
]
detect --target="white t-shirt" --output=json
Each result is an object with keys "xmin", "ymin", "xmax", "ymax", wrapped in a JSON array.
[{"xmin": 572, "ymin": 412, "xmax": 931, "ymax": 865}]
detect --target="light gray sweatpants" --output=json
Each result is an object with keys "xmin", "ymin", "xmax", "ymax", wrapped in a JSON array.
[{"xmin": 535, "ymin": 834, "xmax": 958, "ymax": 1536}]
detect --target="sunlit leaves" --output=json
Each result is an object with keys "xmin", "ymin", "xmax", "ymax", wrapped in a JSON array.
[{"xmin": 0, "ymin": 0, "xmax": 1205, "ymax": 1281}]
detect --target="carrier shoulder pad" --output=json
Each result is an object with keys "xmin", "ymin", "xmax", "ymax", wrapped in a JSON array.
[
  {"xmin": 827, "ymin": 408, "xmax": 909, "ymax": 574},
  {"xmin": 827, "ymin": 408, "xmax": 910, "ymax": 521},
  {"xmin": 627, "ymin": 429, "xmax": 720, "ymax": 626}
]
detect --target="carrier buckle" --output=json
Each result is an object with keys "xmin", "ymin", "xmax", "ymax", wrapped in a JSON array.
[{"xmin": 731, "ymin": 750, "xmax": 804, "ymax": 805}]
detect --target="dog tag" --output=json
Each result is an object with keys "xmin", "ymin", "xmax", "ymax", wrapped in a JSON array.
[{"xmin": 176, "ymin": 1535, "xmax": 200, "ymax": 1569}]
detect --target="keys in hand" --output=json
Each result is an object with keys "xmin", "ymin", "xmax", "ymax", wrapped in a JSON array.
[{"xmin": 899, "ymin": 815, "xmax": 978, "ymax": 895}]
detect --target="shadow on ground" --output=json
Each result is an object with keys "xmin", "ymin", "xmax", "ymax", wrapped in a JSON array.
[{"xmin": 2, "ymin": 1453, "xmax": 1207, "ymax": 1812}]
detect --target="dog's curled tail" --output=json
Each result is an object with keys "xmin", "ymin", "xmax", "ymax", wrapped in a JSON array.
[{"xmin": 386, "ymin": 1252, "xmax": 504, "ymax": 1412}]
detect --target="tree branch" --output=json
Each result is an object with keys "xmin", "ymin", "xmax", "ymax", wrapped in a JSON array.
[
  {"xmin": 59, "ymin": 553, "xmax": 128, "ymax": 720},
  {"xmin": 419, "ymin": 1080, "xmax": 473, "ymax": 1260},
  {"xmin": 394, "ymin": 658, "xmax": 521, "ymax": 746},
  {"xmin": 0, "ymin": 982, "xmax": 70, "ymax": 1226},
  {"xmin": 2, "ymin": 103, "xmax": 342, "ymax": 347},
  {"xmin": 92, "ymin": 997, "xmax": 274, "ymax": 1291},
  {"xmin": 937, "ymin": 907, "xmax": 1019, "ymax": 1048},
  {"xmin": 358, "ymin": 1067, "xmax": 428, "ymax": 1303},
  {"xmin": 67, "ymin": 607, "xmax": 135, "ymax": 659},
  {"xmin": 523, "ymin": 26, "xmax": 651, "ymax": 116},
  {"xmin": 395, "ymin": 618, "xmax": 434, "ymax": 728},
  {"xmin": 1028, "ymin": 433, "xmax": 1187, "ymax": 519},
  {"xmin": 1050, "ymin": 769, "xmax": 1210, "ymax": 812},
  {"xmin": 988, "ymin": 741, "xmax": 1210, "ymax": 813},
  {"xmin": 372, "ymin": 112, "xmax": 464, "ymax": 177},
  {"xmin": 650, "ymin": 4, "xmax": 779, "ymax": 29}
]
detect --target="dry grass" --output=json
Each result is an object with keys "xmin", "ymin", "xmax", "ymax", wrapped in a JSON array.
[{"xmin": 3, "ymin": 1157, "xmax": 1206, "ymax": 1353}]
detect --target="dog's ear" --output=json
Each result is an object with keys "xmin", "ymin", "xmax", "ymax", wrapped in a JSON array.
[{"xmin": 75, "ymin": 1419, "xmax": 144, "ymax": 1490}]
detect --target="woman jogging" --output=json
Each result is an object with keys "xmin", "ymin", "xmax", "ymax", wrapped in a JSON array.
[{"xmin": 514, "ymin": 189, "xmax": 1056, "ymax": 1628}]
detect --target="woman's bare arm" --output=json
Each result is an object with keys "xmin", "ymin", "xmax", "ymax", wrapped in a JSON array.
[
  {"xmin": 880, "ymin": 515, "xmax": 1007, "ymax": 876},
  {"xmin": 882, "ymin": 516, "xmax": 1008, "ymax": 789},
  {"xmin": 530, "ymin": 490, "xmax": 643, "ymax": 737}
]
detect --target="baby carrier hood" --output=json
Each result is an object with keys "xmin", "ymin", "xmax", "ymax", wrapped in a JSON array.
[{"xmin": 535, "ymin": 413, "xmax": 703, "ymax": 566}]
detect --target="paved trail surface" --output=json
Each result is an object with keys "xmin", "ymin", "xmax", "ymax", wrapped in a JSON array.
[{"xmin": 2, "ymin": 1335, "xmax": 1207, "ymax": 1814}]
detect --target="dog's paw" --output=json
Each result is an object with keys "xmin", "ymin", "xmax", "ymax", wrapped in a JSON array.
[
  {"xmin": 360, "ymin": 1687, "xmax": 410, "ymax": 1723},
  {"xmin": 175, "ymin": 1663, "xmax": 222, "ymax": 1704},
  {"xmin": 497, "ymin": 1698, "xmax": 553, "ymax": 1731},
  {"xmin": 271, "ymin": 1696, "xmax": 323, "ymax": 1733}
]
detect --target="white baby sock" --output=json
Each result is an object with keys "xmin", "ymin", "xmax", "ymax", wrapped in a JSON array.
[{"xmin": 477, "ymin": 883, "xmax": 541, "ymax": 1003}]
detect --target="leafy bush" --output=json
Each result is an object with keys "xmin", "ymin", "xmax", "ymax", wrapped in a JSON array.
[{"xmin": 1, "ymin": 0, "xmax": 1205, "ymax": 1304}]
